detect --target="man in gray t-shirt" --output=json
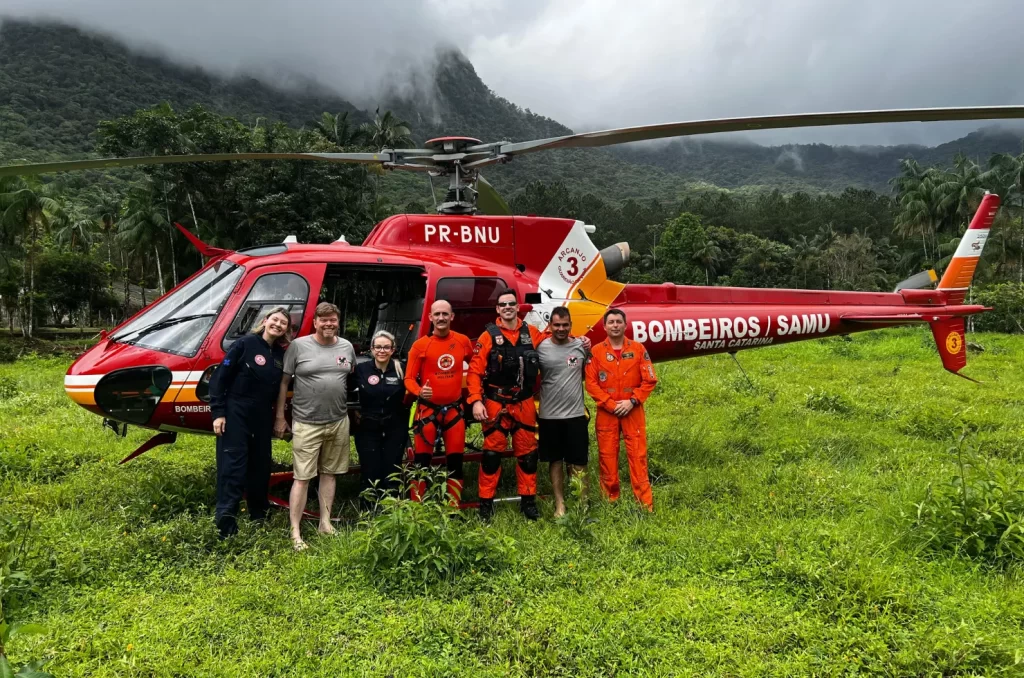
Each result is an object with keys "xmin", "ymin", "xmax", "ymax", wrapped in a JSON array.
[
  {"xmin": 274, "ymin": 302, "xmax": 355, "ymax": 550},
  {"xmin": 283, "ymin": 333, "xmax": 356, "ymax": 424},
  {"xmin": 537, "ymin": 307, "xmax": 590, "ymax": 518}
]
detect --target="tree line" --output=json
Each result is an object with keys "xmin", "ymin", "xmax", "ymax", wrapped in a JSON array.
[{"xmin": 2, "ymin": 103, "xmax": 1024, "ymax": 337}]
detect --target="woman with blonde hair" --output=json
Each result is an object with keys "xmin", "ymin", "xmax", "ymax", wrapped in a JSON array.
[
  {"xmin": 208, "ymin": 306, "xmax": 290, "ymax": 538},
  {"xmin": 353, "ymin": 329, "xmax": 408, "ymax": 510}
]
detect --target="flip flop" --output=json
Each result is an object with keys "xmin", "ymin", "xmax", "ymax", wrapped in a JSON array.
[{"xmin": 292, "ymin": 538, "xmax": 309, "ymax": 552}]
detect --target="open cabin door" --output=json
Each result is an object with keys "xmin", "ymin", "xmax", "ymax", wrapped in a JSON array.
[{"xmin": 318, "ymin": 264, "xmax": 426, "ymax": 361}]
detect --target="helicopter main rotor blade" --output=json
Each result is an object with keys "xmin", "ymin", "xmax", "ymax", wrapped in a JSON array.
[
  {"xmin": 0, "ymin": 151, "xmax": 398, "ymax": 178},
  {"xmin": 494, "ymin": 106, "xmax": 1024, "ymax": 159},
  {"xmin": 476, "ymin": 174, "xmax": 511, "ymax": 216}
]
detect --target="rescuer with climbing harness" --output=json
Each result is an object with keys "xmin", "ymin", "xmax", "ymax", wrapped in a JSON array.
[
  {"xmin": 468, "ymin": 289, "xmax": 549, "ymax": 520},
  {"xmin": 404, "ymin": 299, "xmax": 474, "ymax": 502}
]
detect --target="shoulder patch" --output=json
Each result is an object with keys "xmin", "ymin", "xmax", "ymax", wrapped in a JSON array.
[
  {"xmin": 644, "ymin": 351, "xmax": 650, "ymax": 361},
  {"xmin": 474, "ymin": 342, "xmax": 483, "ymax": 354},
  {"xmin": 222, "ymin": 358, "xmax": 231, "ymax": 366}
]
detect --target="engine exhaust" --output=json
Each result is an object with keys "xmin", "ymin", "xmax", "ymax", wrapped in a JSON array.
[{"xmin": 599, "ymin": 242, "xmax": 630, "ymax": 276}]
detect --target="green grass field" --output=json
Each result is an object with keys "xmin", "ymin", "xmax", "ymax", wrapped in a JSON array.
[{"xmin": 2, "ymin": 328, "xmax": 1024, "ymax": 676}]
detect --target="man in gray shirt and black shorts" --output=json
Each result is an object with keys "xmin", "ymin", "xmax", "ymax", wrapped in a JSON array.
[
  {"xmin": 537, "ymin": 306, "xmax": 590, "ymax": 518},
  {"xmin": 275, "ymin": 302, "xmax": 356, "ymax": 550}
]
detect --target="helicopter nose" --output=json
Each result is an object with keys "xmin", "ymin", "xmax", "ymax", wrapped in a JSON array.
[{"xmin": 92, "ymin": 366, "xmax": 174, "ymax": 426}]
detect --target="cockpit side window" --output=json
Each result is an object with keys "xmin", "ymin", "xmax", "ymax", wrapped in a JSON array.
[
  {"xmin": 110, "ymin": 261, "xmax": 242, "ymax": 357},
  {"xmin": 436, "ymin": 277, "xmax": 508, "ymax": 340},
  {"xmin": 221, "ymin": 272, "xmax": 309, "ymax": 352}
]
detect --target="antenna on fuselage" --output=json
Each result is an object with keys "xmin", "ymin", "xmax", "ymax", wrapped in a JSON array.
[{"xmin": 728, "ymin": 351, "xmax": 755, "ymax": 390}]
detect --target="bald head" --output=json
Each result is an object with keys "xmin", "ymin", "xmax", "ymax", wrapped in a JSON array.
[{"xmin": 430, "ymin": 299, "xmax": 454, "ymax": 336}]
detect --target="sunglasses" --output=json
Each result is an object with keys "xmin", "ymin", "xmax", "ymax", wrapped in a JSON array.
[
  {"xmin": 497, "ymin": 301, "xmax": 518, "ymax": 308},
  {"xmin": 372, "ymin": 345, "xmax": 394, "ymax": 351}
]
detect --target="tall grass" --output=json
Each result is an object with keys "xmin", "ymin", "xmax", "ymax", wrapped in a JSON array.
[{"xmin": 2, "ymin": 331, "xmax": 1024, "ymax": 676}]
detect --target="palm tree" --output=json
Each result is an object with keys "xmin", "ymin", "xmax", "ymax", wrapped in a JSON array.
[
  {"xmin": 92, "ymin": 189, "xmax": 122, "ymax": 265},
  {"xmin": 0, "ymin": 176, "xmax": 60, "ymax": 337},
  {"xmin": 791, "ymin": 234, "xmax": 820, "ymax": 288},
  {"xmin": 891, "ymin": 160, "xmax": 944, "ymax": 263},
  {"xmin": 359, "ymin": 108, "xmax": 413, "ymax": 150},
  {"xmin": 984, "ymin": 150, "xmax": 1024, "ymax": 282},
  {"xmin": 53, "ymin": 202, "xmax": 98, "ymax": 253},
  {"xmin": 937, "ymin": 153, "xmax": 986, "ymax": 233},
  {"xmin": 314, "ymin": 111, "xmax": 363, "ymax": 148},
  {"xmin": 360, "ymin": 109, "xmax": 413, "ymax": 218},
  {"xmin": 690, "ymin": 235, "xmax": 722, "ymax": 285},
  {"xmin": 118, "ymin": 181, "xmax": 171, "ymax": 297}
]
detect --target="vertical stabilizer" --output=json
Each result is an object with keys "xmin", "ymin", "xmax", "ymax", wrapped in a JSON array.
[{"xmin": 937, "ymin": 193, "xmax": 1000, "ymax": 304}]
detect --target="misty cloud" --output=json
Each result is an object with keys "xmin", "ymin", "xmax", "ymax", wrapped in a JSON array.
[{"xmin": 3, "ymin": 0, "xmax": 1024, "ymax": 146}]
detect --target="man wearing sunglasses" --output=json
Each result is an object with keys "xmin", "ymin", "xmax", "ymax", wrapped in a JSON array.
[
  {"xmin": 466, "ymin": 290, "xmax": 548, "ymax": 520},
  {"xmin": 404, "ymin": 299, "xmax": 474, "ymax": 502}
]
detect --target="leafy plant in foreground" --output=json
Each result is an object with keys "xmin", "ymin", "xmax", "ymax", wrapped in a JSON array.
[
  {"xmin": 0, "ymin": 376, "xmax": 18, "ymax": 401},
  {"xmin": 559, "ymin": 472, "xmax": 596, "ymax": 543},
  {"xmin": 353, "ymin": 467, "xmax": 515, "ymax": 592},
  {"xmin": 804, "ymin": 387, "xmax": 852, "ymax": 415},
  {"xmin": 911, "ymin": 430, "xmax": 1024, "ymax": 564},
  {"xmin": 0, "ymin": 516, "xmax": 53, "ymax": 677}
]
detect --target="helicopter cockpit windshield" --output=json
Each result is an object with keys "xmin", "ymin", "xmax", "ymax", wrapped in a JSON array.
[{"xmin": 111, "ymin": 261, "xmax": 243, "ymax": 357}]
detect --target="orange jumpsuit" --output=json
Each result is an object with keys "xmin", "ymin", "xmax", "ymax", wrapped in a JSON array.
[
  {"xmin": 405, "ymin": 331, "xmax": 473, "ymax": 500},
  {"xmin": 467, "ymin": 319, "xmax": 546, "ymax": 500},
  {"xmin": 585, "ymin": 337, "xmax": 657, "ymax": 509}
]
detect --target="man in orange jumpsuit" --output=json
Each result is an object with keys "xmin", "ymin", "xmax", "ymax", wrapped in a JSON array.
[
  {"xmin": 585, "ymin": 308, "xmax": 658, "ymax": 510},
  {"xmin": 405, "ymin": 299, "xmax": 474, "ymax": 502},
  {"xmin": 468, "ymin": 289, "xmax": 548, "ymax": 521}
]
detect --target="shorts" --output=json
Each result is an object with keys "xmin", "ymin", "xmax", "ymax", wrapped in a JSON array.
[
  {"xmin": 291, "ymin": 418, "xmax": 351, "ymax": 480},
  {"xmin": 538, "ymin": 416, "xmax": 589, "ymax": 466}
]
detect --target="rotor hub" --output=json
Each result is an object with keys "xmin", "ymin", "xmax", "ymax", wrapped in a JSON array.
[{"xmin": 424, "ymin": 136, "xmax": 482, "ymax": 154}]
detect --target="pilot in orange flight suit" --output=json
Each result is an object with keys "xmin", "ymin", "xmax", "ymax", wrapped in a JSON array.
[
  {"xmin": 585, "ymin": 308, "xmax": 657, "ymax": 510},
  {"xmin": 405, "ymin": 300, "xmax": 474, "ymax": 502},
  {"xmin": 468, "ymin": 290, "xmax": 547, "ymax": 521}
]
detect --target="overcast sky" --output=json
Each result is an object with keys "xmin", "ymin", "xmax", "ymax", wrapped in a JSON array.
[{"xmin": 3, "ymin": 0, "xmax": 1024, "ymax": 146}]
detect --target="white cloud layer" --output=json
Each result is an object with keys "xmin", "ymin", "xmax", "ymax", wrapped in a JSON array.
[{"xmin": 3, "ymin": 0, "xmax": 1024, "ymax": 146}]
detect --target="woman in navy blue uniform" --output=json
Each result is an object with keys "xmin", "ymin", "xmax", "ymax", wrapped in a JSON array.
[
  {"xmin": 208, "ymin": 306, "xmax": 290, "ymax": 538},
  {"xmin": 353, "ymin": 330, "xmax": 409, "ymax": 510}
]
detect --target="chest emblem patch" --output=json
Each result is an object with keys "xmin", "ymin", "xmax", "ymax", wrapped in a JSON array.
[
  {"xmin": 495, "ymin": 335, "xmax": 504, "ymax": 346},
  {"xmin": 254, "ymin": 354, "xmax": 266, "ymax": 366},
  {"xmin": 598, "ymin": 371, "xmax": 608, "ymax": 382},
  {"xmin": 606, "ymin": 352, "xmax": 615, "ymax": 362},
  {"xmin": 567, "ymin": 355, "xmax": 579, "ymax": 367},
  {"xmin": 337, "ymin": 356, "xmax": 348, "ymax": 366},
  {"xmin": 438, "ymin": 353, "xmax": 456, "ymax": 370},
  {"xmin": 622, "ymin": 352, "xmax": 635, "ymax": 359},
  {"xmin": 367, "ymin": 375, "xmax": 380, "ymax": 386}
]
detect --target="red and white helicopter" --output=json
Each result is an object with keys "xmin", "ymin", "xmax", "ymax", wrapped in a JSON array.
[{"xmin": 1, "ymin": 106, "xmax": 1019, "ymax": 487}]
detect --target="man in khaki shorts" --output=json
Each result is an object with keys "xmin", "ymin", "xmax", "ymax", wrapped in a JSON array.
[{"xmin": 275, "ymin": 302, "xmax": 356, "ymax": 550}]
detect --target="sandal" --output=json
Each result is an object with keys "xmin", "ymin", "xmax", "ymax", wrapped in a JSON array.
[{"xmin": 292, "ymin": 538, "xmax": 309, "ymax": 552}]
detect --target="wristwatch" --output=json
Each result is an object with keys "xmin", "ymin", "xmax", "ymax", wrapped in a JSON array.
[{"xmin": 629, "ymin": 397, "xmax": 639, "ymax": 407}]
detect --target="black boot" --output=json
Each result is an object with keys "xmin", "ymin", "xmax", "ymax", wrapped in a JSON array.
[
  {"xmin": 217, "ymin": 514, "xmax": 238, "ymax": 539},
  {"xmin": 520, "ymin": 495, "xmax": 539, "ymax": 521},
  {"xmin": 478, "ymin": 498, "xmax": 494, "ymax": 521}
]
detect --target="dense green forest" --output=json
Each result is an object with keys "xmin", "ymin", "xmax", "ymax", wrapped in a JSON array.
[
  {"xmin": 4, "ymin": 19, "xmax": 1024, "ymax": 199},
  {"xmin": 3, "ymin": 19, "xmax": 1024, "ymax": 338}
]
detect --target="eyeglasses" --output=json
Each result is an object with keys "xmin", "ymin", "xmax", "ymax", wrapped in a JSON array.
[
  {"xmin": 372, "ymin": 345, "xmax": 394, "ymax": 351},
  {"xmin": 497, "ymin": 301, "xmax": 518, "ymax": 308}
]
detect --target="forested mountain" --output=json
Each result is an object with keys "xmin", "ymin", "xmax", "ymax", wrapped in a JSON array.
[{"xmin": 2, "ymin": 18, "xmax": 1023, "ymax": 200}]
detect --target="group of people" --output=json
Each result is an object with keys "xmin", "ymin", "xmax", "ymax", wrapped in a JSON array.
[{"xmin": 207, "ymin": 289, "xmax": 658, "ymax": 549}]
